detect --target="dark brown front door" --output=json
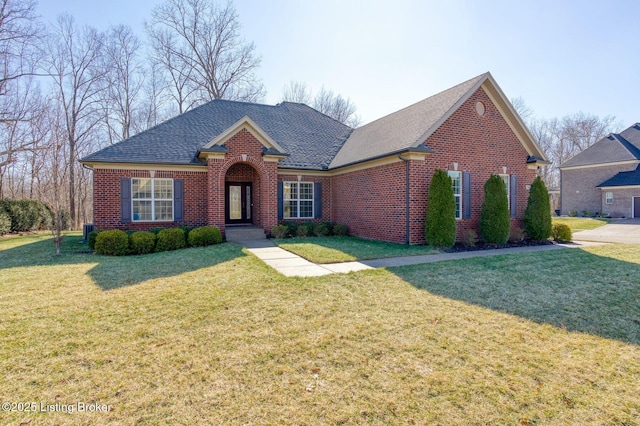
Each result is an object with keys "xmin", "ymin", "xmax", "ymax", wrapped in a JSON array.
[{"xmin": 225, "ymin": 182, "xmax": 252, "ymax": 224}]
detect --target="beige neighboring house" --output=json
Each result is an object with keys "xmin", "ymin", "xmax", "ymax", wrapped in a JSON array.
[{"xmin": 559, "ymin": 123, "xmax": 640, "ymax": 218}]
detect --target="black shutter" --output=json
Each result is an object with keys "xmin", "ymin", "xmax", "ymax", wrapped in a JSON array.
[
  {"xmin": 277, "ymin": 181, "xmax": 283, "ymax": 220},
  {"xmin": 463, "ymin": 172, "xmax": 471, "ymax": 219},
  {"xmin": 121, "ymin": 178, "xmax": 132, "ymax": 222},
  {"xmin": 174, "ymin": 179, "xmax": 184, "ymax": 222},
  {"xmin": 314, "ymin": 182, "xmax": 322, "ymax": 219},
  {"xmin": 510, "ymin": 174, "xmax": 517, "ymax": 218}
]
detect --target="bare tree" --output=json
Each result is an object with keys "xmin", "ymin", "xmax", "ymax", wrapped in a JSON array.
[
  {"xmin": 281, "ymin": 81, "xmax": 360, "ymax": 127},
  {"xmin": 510, "ymin": 96, "xmax": 533, "ymax": 124},
  {"xmin": 146, "ymin": 0, "xmax": 264, "ymax": 111},
  {"xmin": 42, "ymin": 14, "xmax": 105, "ymax": 228},
  {"xmin": 281, "ymin": 81, "xmax": 311, "ymax": 104}
]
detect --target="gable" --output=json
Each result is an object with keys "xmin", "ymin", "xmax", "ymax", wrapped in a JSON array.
[{"xmin": 560, "ymin": 124, "xmax": 640, "ymax": 169}]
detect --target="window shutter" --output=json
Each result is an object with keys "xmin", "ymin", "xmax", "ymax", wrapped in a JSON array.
[
  {"xmin": 277, "ymin": 181, "xmax": 283, "ymax": 220},
  {"xmin": 463, "ymin": 172, "xmax": 471, "ymax": 219},
  {"xmin": 510, "ymin": 174, "xmax": 517, "ymax": 218},
  {"xmin": 314, "ymin": 182, "xmax": 322, "ymax": 219},
  {"xmin": 174, "ymin": 179, "xmax": 184, "ymax": 222},
  {"xmin": 121, "ymin": 178, "xmax": 132, "ymax": 223}
]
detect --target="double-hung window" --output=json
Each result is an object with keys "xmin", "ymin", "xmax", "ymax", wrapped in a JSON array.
[
  {"xmin": 283, "ymin": 181, "xmax": 314, "ymax": 219},
  {"xmin": 605, "ymin": 192, "xmax": 613, "ymax": 204},
  {"xmin": 448, "ymin": 171, "xmax": 462, "ymax": 220},
  {"xmin": 132, "ymin": 178, "xmax": 173, "ymax": 221}
]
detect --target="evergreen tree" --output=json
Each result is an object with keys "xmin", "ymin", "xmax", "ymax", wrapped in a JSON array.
[
  {"xmin": 525, "ymin": 176, "xmax": 552, "ymax": 240},
  {"xmin": 425, "ymin": 169, "xmax": 457, "ymax": 248},
  {"xmin": 479, "ymin": 174, "xmax": 510, "ymax": 244}
]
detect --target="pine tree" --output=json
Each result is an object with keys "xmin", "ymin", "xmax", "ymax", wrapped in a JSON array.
[
  {"xmin": 525, "ymin": 176, "xmax": 552, "ymax": 240},
  {"xmin": 425, "ymin": 169, "xmax": 457, "ymax": 248},
  {"xmin": 479, "ymin": 174, "xmax": 510, "ymax": 244}
]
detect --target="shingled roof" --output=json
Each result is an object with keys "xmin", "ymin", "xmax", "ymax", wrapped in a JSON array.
[
  {"xmin": 81, "ymin": 100, "xmax": 353, "ymax": 170},
  {"xmin": 598, "ymin": 164, "xmax": 640, "ymax": 187},
  {"xmin": 559, "ymin": 123, "xmax": 640, "ymax": 168}
]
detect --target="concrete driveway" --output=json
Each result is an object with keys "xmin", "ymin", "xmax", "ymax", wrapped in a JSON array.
[{"xmin": 572, "ymin": 218, "xmax": 640, "ymax": 244}]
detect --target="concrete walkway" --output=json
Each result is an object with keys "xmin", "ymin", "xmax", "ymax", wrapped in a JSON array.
[
  {"xmin": 572, "ymin": 218, "xmax": 640, "ymax": 244},
  {"xmin": 242, "ymin": 239, "xmax": 599, "ymax": 277}
]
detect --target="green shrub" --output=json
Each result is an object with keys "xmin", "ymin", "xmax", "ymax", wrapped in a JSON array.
[
  {"xmin": 425, "ymin": 169, "xmax": 456, "ymax": 248},
  {"xmin": 281, "ymin": 221, "xmax": 298, "ymax": 238},
  {"xmin": 461, "ymin": 229, "xmax": 478, "ymax": 247},
  {"xmin": 149, "ymin": 227, "xmax": 165, "ymax": 235},
  {"xmin": 314, "ymin": 222, "xmax": 332, "ymax": 237},
  {"xmin": 271, "ymin": 224, "xmax": 288, "ymax": 239},
  {"xmin": 155, "ymin": 228, "xmax": 186, "ymax": 252},
  {"xmin": 332, "ymin": 223, "xmax": 348, "ymax": 236},
  {"xmin": 524, "ymin": 176, "xmax": 552, "ymax": 241},
  {"xmin": 188, "ymin": 226, "xmax": 222, "ymax": 247},
  {"xmin": 178, "ymin": 225, "xmax": 195, "ymax": 246},
  {"xmin": 0, "ymin": 211, "xmax": 11, "ymax": 236},
  {"xmin": 95, "ymin": 230, "xmax": 129, "ymax": 256},
  {"xmin": 479, "ymin": 174, "xmax": 510, "ymax": 244},
  {"xmin": 88, "ymin": 230, "xmax": 104, "ymax": 250},
  {"xmin": 582, "ymin": 210, "xmax": 592, "ymax": 218},
  {"xmin": 569, "ymin": 211, "xmax": 577, "ymax": 217},
  {"xmin": 297, "ymin": 222, "xmax": 315, "ymax": 237},
  {"xmin": 552, "ymin": 223, "xmax": 572, "ymax": 242},
  {"xmin": 130, "ymin": 231, "xmax": 157, "ymax": 255},
  {"xmin": 1, "ymin": 199, "xmax": 41, "ymax": 232}
]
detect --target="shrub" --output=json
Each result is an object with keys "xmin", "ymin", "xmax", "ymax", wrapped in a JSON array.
[
  {"xmin": 188, "ymin": 226, "xmax": 222, "ymax": 247},
  {"xmin": 461, "ymin": 229, "xmax": 478, "ymax": 247},
  {"xmin": 479, "ymin": 174, "xmax": 510, "ymax": 244},
  {"xmin": 281, "ymin": 221, "xmax": 298, "ymax": 238},
  {"xmin": 332, "ymin": 223, "xmax": 348, "ymax": 236},
  {"xmin": 88, "ymin": 230, "xmax": 104, "ymax": 250},
  {"xmin": 552, "ymin": 223, "xmax": 572, "ymax": 242},
  {"xmin": 509, "ymin": 227, "xmax": 526, "ymax": 243},
  {"xmin": 314, "ymin": 222, "xmax": 332, "ymax": 237},
  {"xmin": 0, "ymin": 211, "xmax": 11, "ymax": 236},
  {"xmin": 178, "ymin": 226, "xmax": 195, "ymax": 246},
  {"xmin": 149, "ymin": 227, "xmax": 165, "ymax": 235},
  {"xmin": 425, "ymin": 169, "xmax": 456, "ymax": 248},
  {"xmin": 271, "ymin": 224, "xmax": 288, "ymax": 239},
  {"xmin": 155, "ymin": 228, "xmax": 186, "ymax": 252},
  {"xmin": 130, "ymin": 231, "xmax": 157, "ymax": 255},
  {"xmin": 297, "ymin": 222, "xmax": 315, "ymax": 237},
  {"xmin": 1, "ymin": 199, "xmax": 42, "ymax": 232},
  {"xmin": 95, "ymin": 230, "xmax": 129, "ymax": 256},
  {"xmin": 582, "ymin": 210, "xmax": 592, "ymax": 218},
  {"xmin": 569, "ymin": 211, "xmax": 578, "ymax": 217},
  {"xmin": 524, "ymin": 176, "xmax": 552, "ymax": 241}
]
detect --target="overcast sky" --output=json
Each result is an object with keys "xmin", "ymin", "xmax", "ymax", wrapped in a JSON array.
[{"xmin": 38, "ymin": 0, "xmax": 639, "ymax": 128}]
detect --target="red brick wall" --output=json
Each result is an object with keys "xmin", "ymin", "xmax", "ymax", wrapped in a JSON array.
[{"xmin": 92, "ymin": 168, "xmax": 208, "ymax": 231}]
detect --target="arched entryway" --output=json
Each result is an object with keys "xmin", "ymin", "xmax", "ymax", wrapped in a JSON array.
[{"xmin": 225, "ymin": 163, "xmax": 261, "ymax": 226}]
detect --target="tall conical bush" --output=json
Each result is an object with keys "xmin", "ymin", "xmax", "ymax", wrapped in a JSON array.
[
  {"xmin": 425, "ymin": 169, "xmax": 456, "ymax": 248},
  {"xmin": 525, "ymin": 176, "xmax": 552, "ymax": 240},
  {"xmin": 479, "ymin": 174, "xmax": 510, "ymax": 244}
]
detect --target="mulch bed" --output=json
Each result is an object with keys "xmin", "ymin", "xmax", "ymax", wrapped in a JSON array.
[{"xmin": 443, "ymin": 239, "xmax": 555, "ymax": 253}]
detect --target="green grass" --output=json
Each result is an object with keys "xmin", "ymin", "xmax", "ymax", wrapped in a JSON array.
[
  {"xmin": 1, "ymin": 233, "xmax": 639, "ymax": 424},
  {"xmin": 553, "ymin": 217, "xmax": 614, "ymax": 232},
  {"xmin": 274, "ymin": 236, "xmax": 438, "ymax": 263}
]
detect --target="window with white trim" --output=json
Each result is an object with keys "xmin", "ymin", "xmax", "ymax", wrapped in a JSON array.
[
  {"xmin": 283, "ymin": 181, "xmax": 314, "ymax": 219},
  {"xmin": 500, "ymin": 174, "xmax": 510, "ymax": 209},
  {"xmin": 132, "ymin": 178, "xmax": 173, "ymax": 221},
  {"xmin": 448, "ymin": 171, "xmax": 462, "ymax": 220},
  {"xmin": 605, "ymin": 191, "xmax": 613, "ymax": 204}
]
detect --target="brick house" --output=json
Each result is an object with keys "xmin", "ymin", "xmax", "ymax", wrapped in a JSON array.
[
  {"xmin": 559, "ymin": 123, "xmax": 640, "ymax": 218},
  {"xmin": 81, "ymin": 72, "xmax": 548, "ymax": 244}
]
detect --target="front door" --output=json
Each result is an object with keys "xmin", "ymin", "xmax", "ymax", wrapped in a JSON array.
[
  {"xmin": 226, "ymin": 182, "xmax": 252, "ymax": 224},
  {"xmin": 634, "ymin": 196, "xmax": 640, "ymax": 218}
]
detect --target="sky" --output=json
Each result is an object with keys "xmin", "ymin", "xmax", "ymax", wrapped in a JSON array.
[{"xmin": 38, "ymin": 0, "xmax": 639, "ymax": 128}]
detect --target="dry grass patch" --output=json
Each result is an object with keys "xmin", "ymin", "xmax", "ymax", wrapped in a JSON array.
[
  {"xmin": 0, "ymin": 234, "xmax": 639, "ymax": 424},
  {"xmin": 553, "ymin": 217, "xmax": 613, "ymax": 232}
]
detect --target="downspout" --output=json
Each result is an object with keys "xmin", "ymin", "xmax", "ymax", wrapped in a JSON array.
[{"xmin": 399, "ymin": 154, "xmax": 410, "ymax": 245}]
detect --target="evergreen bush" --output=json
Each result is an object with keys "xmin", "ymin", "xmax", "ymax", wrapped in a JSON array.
[
  {"xmin": 282, "ymin": 221, "xmax": 298, "ymax": 237},
  {"xmin": 297, "ymin": 222, "xmax": 315, "ymax": 237},
  {"xmin": 155, "ymin": 228, "xmax": 186, "ymax": 252},
  {"xmin": 424, "ymin": 169, "xmax": 456, "ymax": 248},
  {"xmin": 552, "ymin": 223, "xmax": 572, "ymax": 242},
  {"xmin": 524, "ymin": 176, "xmax": 552, "ymax": 241},
  {"xmin": 479, "ymin": 174, "xmax": 511, "ymax": 244},
  {"xmin": 95, "ymin": 230, "xmax": 129, "ymax": 256},
  {"xmin": 130, "ymin": 231, "xmax": 157, "ymax": 255},
  {"xmin": 88, "ymin": 230, "xmax": 103, "ymax": 250},
  {"xmin": 188, "ymin": 226, "xmax": 222, "ymax": 246},
  {"xmin": 313, "ymin": 222, "xmax": 332, "ymax": 237},
  {"xmin": 332, "ymin": 223, "xmax": 348, "ymax": 236},
  {"xmin": 0, "ymin": 211, "xmax": 11, "ymax": 236},
  {"xmin": 178, "ymin": 225, "xmax": 195, "ymax": 246},
  {"xmin": 270, "ymin": 224, "xmax": 288, "ymax": 239}
]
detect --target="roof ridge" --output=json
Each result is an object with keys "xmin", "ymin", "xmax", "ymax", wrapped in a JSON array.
[{"xmin": 613, "ymin": 133, "xmax": 640, "ymax": 160}]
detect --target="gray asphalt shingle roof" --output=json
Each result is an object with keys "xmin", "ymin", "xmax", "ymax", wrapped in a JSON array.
[
  {"xmin": 598, "ymin": 164, "xmax": 640, "ymax": 187},
  {"xmin": 82, "ymin": 100, "xmax": 353, "ymax": 170},
  {"xmin": 560, "ymin": 124, "xmax": 640, "ymax": 168}
]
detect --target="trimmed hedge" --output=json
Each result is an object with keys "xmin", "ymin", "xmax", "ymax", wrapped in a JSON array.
[
  {"xmin": 0, "ymin": 211, "xmax": 10, "ymax": 236},
  {"xmin": 155, "ymin": 228, "xmax": 186, "ymax": 252},
  {"xmin": 479, "ymin": 174, "xmax": 510, "ymax": 244},
  {"xmin": 188, "ymin": 226, "xmax": 222, "ymax": 247},
  {"xmin": 332, "ymin": 223, "xmax": 348, "ymax": 236},
  {"xmin": 313, "ymin": 222, "xmax": 332, "ymax": 237},
  {"xmin": 552, "ymin": 223, "xmax": 572, "ymax": 242},
  {"xmin": 296, "ymin": 222, "xmax": 315, "ymax": 237},
  {"xmin": 425, "ymin": 169, "xmax": 456, "ymax": 248},
  {"xmin": 95, "ymin": 230, "xmax": 129, "ymax": 256},
  {"xmin": 525, "ymin": 176, "xmax": 552, "ymax": 241},
  {"xmin": 130, "ymin": 231, "xmax": 157, "ymax": 255}
]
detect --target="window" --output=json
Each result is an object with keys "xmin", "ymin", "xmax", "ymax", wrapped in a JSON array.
[
  {"xmin": 605, "ymin": 192, "xmax": 613, "ymax": 204},
  {"xmin": 500, "ymin": 174, "xmax": 510, "ymax": 209},
  {"xmin": 283, "ymin": 181, "xmax": 314, "ymax": 219},
  {"xmin": 132, "ymin": 178, "xmax": 173, "ymax": 221},
  {"xmin": 448, "ymin": 171, "xmax": 462, "ymax": 220}
]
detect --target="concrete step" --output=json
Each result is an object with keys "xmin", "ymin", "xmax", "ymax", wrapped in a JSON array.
[{"xmin": 225, "ymin": 226, "xmax": 266, "ymax": 243}]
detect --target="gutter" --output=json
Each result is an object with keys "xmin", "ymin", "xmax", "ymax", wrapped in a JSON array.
[{"xmin": 398, "ymin": 154, "xmax": 411, "ymax": 245}]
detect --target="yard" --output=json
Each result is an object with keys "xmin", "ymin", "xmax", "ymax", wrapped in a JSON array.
[
  {"xmin": 552, "ymin": 216, "xmax": 614, "ymax": 232},
  {"xmin": 1, "ymin": 233, "xmax": 639, "ymax": 424}
]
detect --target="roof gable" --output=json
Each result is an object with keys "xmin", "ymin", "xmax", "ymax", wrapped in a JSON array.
[
  {"xmin": 560, "ymin": 124, "xmax": 640, "ymax": 169},
  {"xmin": 202, "ymin": 115, "xmax": 287, "ymax": 153}
]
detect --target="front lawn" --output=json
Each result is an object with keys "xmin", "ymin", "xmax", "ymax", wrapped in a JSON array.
[
  {"xmin": 553, "ymin": 217, "xmax": 614, "ymax": 232},
  {"xmin": 274, "ymin": 235, "xmax": 438, "ymax": 263},
  {"xmin": 1, "ymin": 234, "xmax": 639, "ymax": 424}
]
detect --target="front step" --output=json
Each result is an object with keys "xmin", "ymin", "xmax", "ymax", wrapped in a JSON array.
[{"xmin": 225, "ymin": 226, "xmax": 266, "ymax": 243}]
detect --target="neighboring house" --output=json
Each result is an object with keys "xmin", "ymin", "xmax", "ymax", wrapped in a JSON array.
[
  {"xmin": 559, "ymin": 123, "xmax": 640, "ymax": 218},
  {"xmin": 81, "ymin": 72, "xmax": 548, "ymax": 244}
]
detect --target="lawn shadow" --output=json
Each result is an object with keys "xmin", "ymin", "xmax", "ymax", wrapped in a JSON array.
[
  {"xmin": 391, "ymin": 248, "xmax": 640, "ymax": 346},
  {"xmin": 0, "ymin": 233, "xmax": 248, "ymax": 290}
]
